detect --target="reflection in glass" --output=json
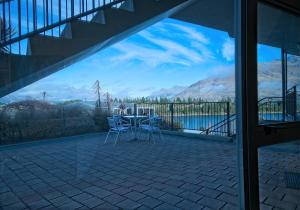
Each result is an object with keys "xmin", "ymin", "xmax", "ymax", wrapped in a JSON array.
[{"xmin": 258, "ymin": 3, "xmax": 300, "ymax": 123}]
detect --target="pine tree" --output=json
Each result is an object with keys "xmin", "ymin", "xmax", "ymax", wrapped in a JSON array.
[
  {"xmin": 0, "ymin": 0, "xmax": 15, "ymax": 53},
  {"xmin": 93, "ymin": 80, "xmax": 101, "ymax": 109}
]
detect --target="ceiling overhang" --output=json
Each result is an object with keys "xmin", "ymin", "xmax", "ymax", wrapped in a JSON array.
[{"xmin": 171, "ymin": 0, "xmax": 300, "ymax": 56}]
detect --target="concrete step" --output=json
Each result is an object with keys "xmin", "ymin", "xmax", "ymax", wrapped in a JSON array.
[{"xmin": 27, "ymin": 35, "xmax": 98, "ymax": 57}]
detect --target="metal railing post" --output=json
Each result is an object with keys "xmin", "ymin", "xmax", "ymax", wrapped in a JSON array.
[
  {"xmin": 294, "ymin": 86, "xmax": 297, "ymax": 121},
  {"xmin": 18, "ymin": 0, "xmax": 21, "ymax": 53},
  {"xmin": 134, "ymin": 103, "xmax": 137, "ymax": 116},
  {"xmin": 170, "ymin": 103, "xmax": 174, "ymax": 130},
  {"xmin": 227, "ymin": 102, "xmax": 231, "ymax": 136}
]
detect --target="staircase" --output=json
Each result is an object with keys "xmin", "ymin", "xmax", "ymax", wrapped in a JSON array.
[
  {"xmin": 201, "ymin": 91, "xmax": 299, "ymax": 138},
  {"xmin": 201, "ymin": 114, "xmax": 236, "ymax": 137},
  {"xmin": 0, "ymin": 0, "xmax": 193, "ymax": 97}
]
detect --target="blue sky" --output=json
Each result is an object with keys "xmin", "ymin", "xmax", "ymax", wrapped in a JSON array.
[{"xmin": 3, "ymin": 8, "xmax": 282, "ymax": 101}]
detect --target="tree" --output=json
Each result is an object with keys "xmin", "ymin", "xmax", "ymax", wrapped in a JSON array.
[
  {"xmin": 42, "ymin": 91, "xmax": 46, "ymax": 101},
  {"xmin": 106, "ymin": 92, "xmax": 112, "ymax": 114},
  {"xmin": 93, "ymin": 80, "xmax": 101, "ymax": 109},
  {"xmin": 0, "ymin": 0, "xmax": 15, "ymax": 54}
]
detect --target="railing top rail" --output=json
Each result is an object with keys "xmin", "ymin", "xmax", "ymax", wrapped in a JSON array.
[
  {"xmin": 204, "ymin": 114, "xmax": 236, "ymax": 133},
  {"xmin": 287, "ymin": 85, "xmax": 297, "ymax": 93},
  {"xmin": 208, "ymin": 116, "xmax": 236, "ymax": 134},
  {"xmin": 258, "ymin": 96, "xmax": 283, "ymax": 103},
  {"xmin": 136, "ymin": 102, "xmax": 230, "ymax": 105}
]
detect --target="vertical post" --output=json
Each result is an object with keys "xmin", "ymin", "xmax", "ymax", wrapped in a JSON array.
[
  {"xmin": 46, "ymin": 0, "xmax": 49, "ymax": 26},
  {"xmin": 33, "ymin": 0, "xmax": 36, "ymax": 31},
  {"xmin": 294, "ymin": 86, "xmax": 297, "ymax": 121},
  {"xmin": 18, "ymin": 0, "xmax": 21, "ymax": 53},
  {"xmin": 71, "ymin": 0, "xmax": 74, "ymax": 17},
  {"xmin": 0, "ymin": 2, "xmax": 5, "ymax": 42},
  {"xmin": 170, "ymin": 103, "xmax": 174, "ymax": 130},
  {"xmin": 26, "ymin": 0, "xmax": 29, "ymax": 33},
  {"xmin": 134, "ymin": 104, "xmax": 137, "ymax": 116},
  {"xmin": 51, "ymin": 0, "xmax": 53, "ymax": 36},
  {"xmin": 282, "ymin": 48, "xmax": 287, "ymax": 121},
  {"xmin": 236, "ymin": 0, "xmax": 260, "ymax": 209},
  {"xmin": 226, "ymin": 102, "xmax": 231, "ymax": 137},
  {"xmin": 59, "ymin": 0, "xmax": 61, "ymax": 34},
  {"xmin": 62, "ymin": 105, "xmax": 66, "ymax": 133},
  {"xmin": 66, "ymin": 0, "xmax": 68, "ymax": 18}
]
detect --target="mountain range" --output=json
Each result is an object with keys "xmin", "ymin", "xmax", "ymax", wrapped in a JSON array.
[
  {"xmin": 153, "ymin": 56, "xmax": 300, "ymax": 100},
  {"xmin": 1, "ymin": 56, "xmax": 299, "ymax": 103}
]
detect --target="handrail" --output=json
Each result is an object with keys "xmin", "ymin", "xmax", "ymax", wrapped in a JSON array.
[
  {"xmin": 287, "ymin": 85, "xmax": 297, "ymax": 94},
  {"xmin": 257, "ymin": 96, "xmax": 283, "ymax": 104},
  {"xmin": 136, "ymin": 102, "xmax": 231, "ymax": 105},
  {"xmin": 202, "ymin": 114, "xmax": 236, "ymax": 136},
  {"xmin": 208, "ymin": 115, "xmax": 236, "ymax": 135},
  {"xmin": 203, "ymin": 114, "xmax": 235, "ymax": 132}
]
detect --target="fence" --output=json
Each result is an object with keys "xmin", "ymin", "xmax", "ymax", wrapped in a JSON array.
[
  {"xmin": 258, "ymin": 97, "xmax": 284, "ymax": 122},
  {"xmin": 135, "ymin": 102, "xmax": 234, "ymax": 137}
]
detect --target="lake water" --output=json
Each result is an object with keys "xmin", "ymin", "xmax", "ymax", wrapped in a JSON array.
[{"xmin": 171, "ymin": 113, "xmax": 295, "ymax": 131}]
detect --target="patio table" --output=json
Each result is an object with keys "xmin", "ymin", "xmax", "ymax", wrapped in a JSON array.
[{"xmin": 123, "ymin": 115, "xmax": 148, "ymax": 140}]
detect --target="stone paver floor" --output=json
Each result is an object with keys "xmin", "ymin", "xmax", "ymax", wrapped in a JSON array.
[{"xmin": 0, "ymin": 133, "xmax": 299, "ymax": 210}]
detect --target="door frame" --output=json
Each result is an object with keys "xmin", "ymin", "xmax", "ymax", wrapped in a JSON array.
[{"xmin": 236, "ymin": 0, "xmax": 300, "ymax": 209}]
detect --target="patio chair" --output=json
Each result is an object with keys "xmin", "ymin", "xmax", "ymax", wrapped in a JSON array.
[
  {"xmin": 139, "ymin": 116, "xmax": 163, "ymax": 143},
  {"xmin": 105, "ymin": 117, "xmax": 130, "ymax": 145},
  {"xmin": 113, "ymin": 115, "xmax": 133, "ymax": 135}
]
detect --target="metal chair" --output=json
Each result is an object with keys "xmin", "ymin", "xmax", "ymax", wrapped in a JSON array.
[
  {"xmin": 113, "ymin": 115, "xmax": 133, "ymax": 135},
  {"xmin": 105, "ymin": 117, "xmax": 130, "ymax": 145},
  {"xmin": 139, "ymin": 116, "xmax": 163, "ymax": 143}
]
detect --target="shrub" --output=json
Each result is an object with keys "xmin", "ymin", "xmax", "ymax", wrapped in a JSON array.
[
  {"xmin": 0, "ymin": 100, "xmax": 107, "ymax": 144},
  {"xmin": 93, "ymin": 108, "xmax": 110, "ymax": 131}
]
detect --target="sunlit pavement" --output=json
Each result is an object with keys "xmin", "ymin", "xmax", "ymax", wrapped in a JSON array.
[{"xmin": 0, "ymin": 133, "xmax": 299, "ymax": 210}]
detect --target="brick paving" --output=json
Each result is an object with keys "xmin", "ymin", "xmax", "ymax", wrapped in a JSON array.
[{"xmin": 0, "ymin": 133, "xmax": 299, "ymax": 210}]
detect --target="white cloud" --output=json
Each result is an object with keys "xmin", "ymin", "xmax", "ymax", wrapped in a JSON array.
[
  {"xmin": 111, "ymin": 25, "xmax": 215, "ymax": 68},
  {"xmin": 139, "ymin": 31, "xmax": 205, "ymax": 63},
  {"xmin": 167, "ymin": 23, "xmax": 210, "ymax": 44},
  {"xmin": 222, "ymin": 38, "xmax": 235, "ymax": 61},
  {"xmin": 111, "ymin": 41, "xmax": 191, "ymax": 67}
]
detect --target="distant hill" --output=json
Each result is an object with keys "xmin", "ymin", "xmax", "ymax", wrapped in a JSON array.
[
  {"xmin": 1, "ymin": 56, "xmax": 299, "ymax": 103},
  {"xmin": 175, "ymin": 76, "xmax": 235, "ymax": 100},
  {"xmin": 150, "ymin": 86, "xmax": 187, "ymax": 99},
  {"xmin": 157, "ymin": 56, "xmax": 300, "ymax": 100}
]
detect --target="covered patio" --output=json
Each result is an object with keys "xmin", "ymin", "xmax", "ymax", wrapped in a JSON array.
[{"xmin": 0, "ymin": 133, "xmax": 299, "ymax": 209}]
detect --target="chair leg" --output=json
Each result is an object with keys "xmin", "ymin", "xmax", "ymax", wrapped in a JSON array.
[
  {"xmin": 138, "ymin": 129, "xmax": 143, "ymax": 140},
  {"xmin": 130, "ymin": 126, "xmax": 134, "ymax": 137},
  {"xmin": 147, "ymin": 131, "xmax": 151, "ymax": 142},
  {"xmin": 104, "ymin": 131, "xmax": 111, "ymax": 144},
  {"xmin": 159, "ymin": 130, "xmax": 163, "ymax": 141},
  {"xmin": 114, "ymin": 132, "xmax": 120, "ymax": 145}
]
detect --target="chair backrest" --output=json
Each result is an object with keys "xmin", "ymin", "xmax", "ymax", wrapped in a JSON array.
[
  {"xmin": 112, "ymin": 115, "xmax": 122, "ymax": 124},
  {"xmin": 107, "ymin": 117, "xmax": 117, "ymax": 129},
  {"xmin": 149, "ymin": 116, "xmax": 162, "ymax": 127},
  {"xmin": 126, "ymin": 108, "xmax": 132, "ymax": 115}
]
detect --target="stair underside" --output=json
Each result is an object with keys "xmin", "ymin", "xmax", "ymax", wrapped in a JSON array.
[{"xmin": 0, "ymin": 0, "xmax": 192, "ymax": 98}]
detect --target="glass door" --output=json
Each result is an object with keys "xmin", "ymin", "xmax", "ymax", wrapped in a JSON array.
[
  {"xmin": 235, "ymin": 0, "xmax": 300, "ymax": 209},
  {"xmin": 256, "ymin": 3, "xmax": 300, "ymax": 210}
]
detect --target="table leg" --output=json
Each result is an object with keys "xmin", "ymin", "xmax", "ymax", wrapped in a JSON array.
[{"xmin": 134, "ymin": 117, "xmax": 138, "ymax": 140}]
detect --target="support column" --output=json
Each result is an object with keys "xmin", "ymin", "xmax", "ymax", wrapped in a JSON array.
[
  {"xmin": 236, "ymin": 0, "xmax": 260, "ymax": 209},
  {"xmin": 282, "ymin": 48, "xmax": 287, "ymax": 121}
]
